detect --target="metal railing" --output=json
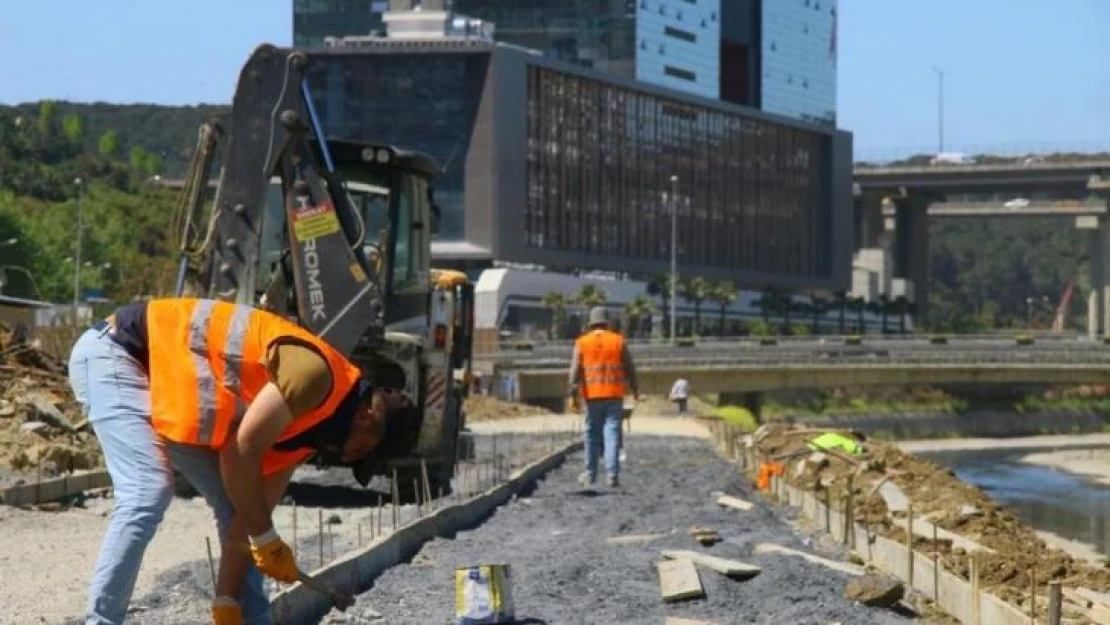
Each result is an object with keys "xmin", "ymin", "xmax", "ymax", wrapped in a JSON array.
[{"xmin": 493, "ymin": 346, "xmax": 1110, "ymax": 372}]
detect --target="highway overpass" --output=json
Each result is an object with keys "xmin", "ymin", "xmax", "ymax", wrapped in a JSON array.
[{"xmin": 852, "ymin": 158, "xmax": 1110, "ymax": 332}]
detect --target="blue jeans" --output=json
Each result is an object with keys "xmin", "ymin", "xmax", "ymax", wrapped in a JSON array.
[
  {"xmin": 583, "ymin": 399, "xmax": 623, "ymax": 480},
  {"xmin": 68, "ymin": 326, "xmax": 272, "ymax": 625}
]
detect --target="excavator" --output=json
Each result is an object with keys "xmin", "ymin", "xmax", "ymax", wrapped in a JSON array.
[{"xmin": 168, "ymin": 43, "xmax": 474, "ymax": 497}]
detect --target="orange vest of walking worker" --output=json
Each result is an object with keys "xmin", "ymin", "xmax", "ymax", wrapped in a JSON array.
[
  {"xmin": 575, "ymin": 328, "xmax": 628, "ymax": 401},
  {"xmin": 145, "ymin": 298, "xmax": 363, "ymax": 473}
]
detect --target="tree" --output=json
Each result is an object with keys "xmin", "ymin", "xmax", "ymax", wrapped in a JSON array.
[
  {"xmin": 809, "ymin": 295, "xmax": 829, "ymax": 334},
  {"xmin": 848, "ymin": 296, "xmax": 866, "ymax": 333},
  {"xmin": 877, "ymin": 293, "xmax": 891, "ymax": 334},
  {"xmin": 62, "ymin": 113, "xmax": 84, "ymax": 144},
  {"xmin": 623, "ymin": 295, "xmax": 656, "ymax": 339},
  {"xmin": 646, "ymin": 273, "xmax": 676, "ymax": 337},
  {"xmin": 37, "ymin": 101, "xmax": 57, "ymax": 135},
  {"xmin": 575, "ymin": 283, "xmax": 607, "ymax": 309},
  {"xmin": 682, "ymin": 276, "xmax": 711, "ymax": 335},
  {"xmin": 833, "ymin": 289, "xmax": 848, "ymax": 334},
  {"xmin": 710, "ymin": 280, "xmax": 738, "ymax": 336},
  {"xmin": 98, "ymin": 130, "xmax": 120, "ymax": 158},
  {"xmin": 753, "ymin": 285, "xmax": 775, "ymax": 325},
  {"xmin": 541, "ymin": 291, "xmax": 569, "ymax": 339},
  {"xmin": 893, "ymin": 295, "xmax": 911, "ymax": 334}
]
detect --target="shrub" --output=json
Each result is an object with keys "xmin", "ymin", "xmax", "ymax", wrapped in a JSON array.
[{"xmin": 716, "ymin": 405, "xmax": 759, "ymax": 432}]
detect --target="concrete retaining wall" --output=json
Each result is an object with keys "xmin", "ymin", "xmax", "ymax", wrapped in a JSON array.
[
  {"xmin": 0, "ymin": 469, "xmax": 110, "ymax": 506},
  {"xmin": 698, "ymin": 419, "xmax": 1036, "ymax": 625},
  {"xmin": 771, "ymin": 474, "xmax": 1031, "ymax": 625},
  {"xmin": 270, "ymin": 441, "xmax": 583, "ymax": 624}
]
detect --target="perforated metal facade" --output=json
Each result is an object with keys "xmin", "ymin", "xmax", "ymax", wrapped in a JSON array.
[{"xmin": 522, "ymin": 64, "xmax": 831, "ymax": 278}]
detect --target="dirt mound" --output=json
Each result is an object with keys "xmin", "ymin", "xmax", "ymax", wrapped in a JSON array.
[
  {"xmin": 752, "ymin": 424, "xmax": 1110, "ymax": 622},
  {"xmin": 464, "ymin": 395, "xmax": 553, "ymax": 422},
  {"xmin": 0, "ymin": 325, "xmax": 102, "ymax": 478}
]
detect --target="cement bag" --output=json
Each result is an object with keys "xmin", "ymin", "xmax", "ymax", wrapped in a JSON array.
[{"xmin": 455, "ymin": 564, "xmax": 515, "ymax": 625}]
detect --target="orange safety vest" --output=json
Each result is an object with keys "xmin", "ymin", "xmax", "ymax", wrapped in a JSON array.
[
  {"xmin": 575, "ymin": 328, "xmax": 627, "ymax": 401},
  {"xmin": 145, "ymin": 299, "xmax": 363, "ymax": 473}
]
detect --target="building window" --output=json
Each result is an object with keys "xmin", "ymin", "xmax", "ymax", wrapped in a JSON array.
[
  {"xmin": 664, "ymin": 25, "xmax": 697, "ymax": 43},
  {"xmin": 664, "ymin": 66, "xmax": 697, "ymax": 81}
]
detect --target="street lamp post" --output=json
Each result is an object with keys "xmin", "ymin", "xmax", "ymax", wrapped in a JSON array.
[
  {"xmin": 669, "ymin": 174, "xmax": 678, "ymax": 345},
  {"xmin": 933, "ymin": 67, "xmax": 946, "ymax": 153},
  {"xmin": 73, "ymin": 177, "xmax": 84, "ymax": 326}
]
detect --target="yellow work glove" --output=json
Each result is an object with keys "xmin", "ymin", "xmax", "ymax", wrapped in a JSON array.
[
  {"xmin": 248, "ymin": 528, "xmax": 299, "ymax": 583},
  {"xmin": 211, "ymin": 597, "xmax": 243, "ymax": 625}
]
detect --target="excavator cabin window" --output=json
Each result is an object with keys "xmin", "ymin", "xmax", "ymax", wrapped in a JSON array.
[{"xmin": 259, "ymin": 164, "xmax": 431, "ymax": 302}]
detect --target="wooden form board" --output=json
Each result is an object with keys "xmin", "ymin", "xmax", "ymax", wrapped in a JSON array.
[
  {"xmin": 661, "ymin": 550, "xmax": 761, "ymax": 579},
  {"xmin": 716, "ymin": 495, "xmax": 754, "ymax": 511},
  {"xmin": 657, "ymin": 558, "xmax": 705, "ymax": 602},
  {"xmin": 753, "ymin": 543, "xmax": 865, "ymax": 576}
]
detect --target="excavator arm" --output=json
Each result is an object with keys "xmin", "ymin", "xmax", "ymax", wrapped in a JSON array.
[{"xmin": 172, "ymin": 44, "xmax": 383, "ymax": 357}]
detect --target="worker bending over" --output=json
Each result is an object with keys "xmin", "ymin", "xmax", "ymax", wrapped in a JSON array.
[
  {"xmin": 67, "ymin": 297, "xmax": 419, "ymax": 625},
  {"xmin": 567, "ymin": 307, "xmax": 639, "ymax": 488}
]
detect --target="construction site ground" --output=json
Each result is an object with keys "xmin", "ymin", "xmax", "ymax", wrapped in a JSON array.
[{"xmin": 325, "ymin": 436, "xmax": 916, "ymax": 625}]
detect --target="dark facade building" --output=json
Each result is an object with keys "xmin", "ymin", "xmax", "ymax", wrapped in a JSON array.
[
  {"xmin": 293, "ymin": 0, "xmax": 836, "ymax": 126},
  {"xmin": 305, "ymin": 42, "xmax": 852, "ymax": 291}
]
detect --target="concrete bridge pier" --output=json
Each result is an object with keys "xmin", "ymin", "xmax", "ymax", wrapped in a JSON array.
[
  {"xmin": 853, "ymin": 191, "xmax": 886, "ymax": 249},
  {"xmin": 1083, "ymin": 177, "xmax": 1110, "ymax": 338},
  {"xmin": 886, "ymin": 194, "xmax": 930, "ymax": 322},
  {"xmin": 719, "ymin": 391, "xmax": 764, "ymax": 423}
]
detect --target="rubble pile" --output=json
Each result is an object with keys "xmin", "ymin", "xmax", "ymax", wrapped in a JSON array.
[
  {"xmin": 0, "ymin": 325, "xmax": 101, "ymax": 480},
  {"xmin": 751, "ymin": 423, "xmax": 1110, "ymax": 621},
  {"xmin": 463, "ymin": 394, "xmax": 554, "ymax": 422}
]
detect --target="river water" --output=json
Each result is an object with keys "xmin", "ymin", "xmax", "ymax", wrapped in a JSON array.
[{"xmin": 923, "ymin": 446, "xmax": 1110, "ymax": 559}]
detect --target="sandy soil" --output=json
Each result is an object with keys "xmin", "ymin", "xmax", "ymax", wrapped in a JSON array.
[
  {"xmin": 5, "ymin": 435, "xmax": 562, "ymax": 625},
  {"xmin": 326, "ymin": 438, "xmax": 919, "ymax": 625},
  {"xmin": 1036, "ymin": 530, "xmax": 1106, "ymax": 566},
  {"xmin": 753, "ymin": 423, "xmax": 1110, "ymax": 622},
  {"xmin": 1022, "ymin": 448, "xmax": 1110, "ymax": 486},
  {"xmin": 897, "ymin": 432, "xmax": 1110, "ymax": 453}
]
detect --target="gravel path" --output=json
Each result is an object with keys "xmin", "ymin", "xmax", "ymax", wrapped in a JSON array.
[{"xmin": 327, "ymin": 437, "xmax": 915, "ymax": 625}]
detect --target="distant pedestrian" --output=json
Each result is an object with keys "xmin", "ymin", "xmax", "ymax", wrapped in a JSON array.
[
  {"xmin": 669, "ymin": 376, "xmax": 690, "ymax": 415},
  {"xmin": 568, "ymin": 307, "xmax": 639, "ymax": 488}
]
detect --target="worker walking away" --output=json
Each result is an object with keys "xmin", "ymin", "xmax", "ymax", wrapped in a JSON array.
[
  {"xmin": 567, "ymin": 307, "xmax": 639, "ymax": 488},
  {"xmin": 669, "ymin": 376, "xmax": 690, "ymax": 416},
  {"xmin": 67, "ymin": 297, "xmax": 420, "ymax": 625}
]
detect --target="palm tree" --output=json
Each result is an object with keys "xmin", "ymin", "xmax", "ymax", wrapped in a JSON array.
[
  {"xmin": 682, "ymin": 276, "xmax": 711, "ymax": 335},
  {"xmin": 848, "ymin": 296, "xmax": 866, "ymax": 333},
  {"xmin": 623, "ymin": 295, "xmax": 656, "ymax": 339},
  {"xmin": 866, "ymin": 299, "xmax": 884, "ymax": 334},
  {"xmin": 710, "ymin": 281, "xmax": 738, "ymax": 336},
  {"xmin": 809, "ymin": 295, "xmax": 828, "ymax": 334},
  {"xmin": 877, "ymin": 293, "xmax": 891, "ymax": 334},
  {"xmin": 833, "ymin": 289, "xmax": 848, "ymax": 334},
  {"xmin": 646, "ymin": 273, "xmax": 676, "ymax": 337},
  {"xmin": 752, "ymin": 285, "xmax": 775, "ymax": 325},
  {"xmin": 541, "ymin": 291, "xmax": 569, "ymax": 339},
  {"xmin": 893, "ymin": 295, "xmax": 911, "ymax": 334},
  {"xmin": 576, "ymin": 284, "xmax": 608, "ymax": 309}
]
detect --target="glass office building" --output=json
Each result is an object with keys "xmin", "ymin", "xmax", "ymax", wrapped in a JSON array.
[
  {"xmin": 760, "ymin": 0, "xmax": 837, "ymax": 125},
  {"xmin": 293, "ymin": 0, "xmax": 387, "ymax": 48},
  {"xmin": 635, "ymin": 0, "xmax": 721, "ymax": 100},
  {"xmin": 294, "ymin": 1, "xmax": 839, "ymax": 126}
]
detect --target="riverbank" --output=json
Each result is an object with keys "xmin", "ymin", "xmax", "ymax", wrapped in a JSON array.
[
  {"xmin": 897, "ymin": 432, "xmax": 1110, "ymax": 453},
  {"xmin": 1022, "ymin": 448, "xmax": 1110, "ymax": 486}
]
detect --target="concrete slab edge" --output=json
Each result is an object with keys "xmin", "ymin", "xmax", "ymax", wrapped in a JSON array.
[
  {"xmin": 269, "ymin": 440, "xmax": 584, "ymax": 624},
  {"xmin": 0, "ymin": 469, "xmax": 111, "ymax": 506}
]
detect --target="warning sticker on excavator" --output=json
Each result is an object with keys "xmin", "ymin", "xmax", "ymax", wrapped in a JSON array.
[{"xmin": 292, "ymin": 203, "xmax": 341, "ymax": 242}]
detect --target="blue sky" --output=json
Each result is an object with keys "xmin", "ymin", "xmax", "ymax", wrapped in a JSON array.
[{"xmin": 3, "ymin": 0, "xmax": 1108, "ymax": 157}]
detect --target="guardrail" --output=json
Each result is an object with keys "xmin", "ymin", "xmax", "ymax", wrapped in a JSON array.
[
  {"xmin": 481, "ymin": 335, "xmax": 1108, "ymax": 365},
  {"xmin": 491, "ymin": 348, "xmax": 1110, "ymax": 371}
]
